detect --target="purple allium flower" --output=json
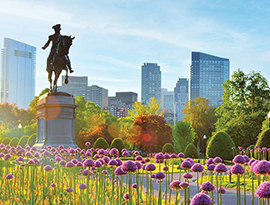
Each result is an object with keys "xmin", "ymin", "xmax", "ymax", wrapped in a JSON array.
[
  {"xmin": 4, "ymin": 154, "xmax": 12, "ymax": 161},
  {"xmin": 71, "ymin": 159, "xmax": 78, "ymax": 164},
  {"xmin": 151, "ymin": 174, "xmax": 156, "ymax": 179},
  {"xmin": 135, "ymin": 155, "xmax": 143, "ymax": 161},
  {"xmin": 6, "ymin": 174, "xmax": 13, "ymax": 179},
  {"xmin": 76, "ymin": 162, "xmax": 83, "ymax": 167},
  {"xmin": 44, "ymin": 165, "xmax": 53, "ymax": 171},
  {"xmin": 248, "ymin": 159, "xmax": 256, "ymax": 166},
  {"xmin": 145, "ymin": 163, "xmax": 156, "ymax": 172},
  {"xmin": 85, "ymin": 142, "xmax": 91, "ymax": 146},
  {"xmin": 25, "ymin": 151, "xmax": 32, "ymax": 157},
  {"xmin": 181, "ymin": 160, "xmax": 192, "ymax": 170},
  {"xmin": 243, "ymin": 156, "xmax": 250, "ymax": 163},
  {"xmin": 218, "ymin": 187, "xmax": 226, "ymax": 194},
  {"xmin": 163, "ymin": 166, "xmax": 169, "ymax": 172},
  {"xmin": 50, "ymin": 183, "xmax": 56, "ymax": 188},
  {"xmin": 250, "ymin": 160, "xmax": 259, "ymax": 172},
  {"xmin": 95, "ymin": 160, "xmax": 102, "ymax": 168},
  {"xmin": 191, "ymin": 163, "xmax": 204, "ymax": 172},
  {"xmin": 185, "ymin": 158, "xmax": 194, "ymax": 166},
  {"xmin": 27, "ymin": 159, "xmax": 35, "ymax": 165},
  {"xmin": 207, "ymin": 164, "xmax": 215, "ymax": 171},
  {"xmin": 103, "ymin": 156, "xmax": 110, "ymax": 164},
  {"xmin": 231, "ymin": 164, "xmax": 245, "ymax": 175},
  {"xmin": 200, "ymin": 181, "xmax": 215, "ymax": 193},
  {"xmin": 65, "ymin": 161, "xmax": 75, "ymax": 168},
  {"xmin": 155, "ymin": 152, "xmax": 165, "ymax": 160},
  {"xmin": 66, "ymin": 187, "xmax": 73, "ymax": 192},
  {"xmin": 178, "ymin": 153, "xmax": 185, "ymax": 158},
  {"xmin": 79, "ymin": 183, "xmax": 87, "ymax": 190},
  {"xmin": 214, "ymin": 163, "xmax": 228, "ymax": 173},
  {"xmin": 180, "ymin": 182, "xmax": 189, "ymax": 189},
  {"xmin": 155, "ymin": 159, "xmax": 164, "ymax": 163},
  {"xmin": 16, "ymin": 156, "xmax": 24, "ymax": 162},
  {"xmin": 121, "ymin": 148, "xmax": 127, "ymax": 153},
  {"xmin": 82, "ymin": 169, "xmax": 92, "ymax": 176},
  {"xmin": 145, "ymin": 158, "xmax": 151, "ymax": 162},
  {"xmin": 83, "ymin": 159, "xmax": 95, "ymax": 168},
  {"xmin": 59, "ymin": 160, "xmax": 66, "ymax": 167},
  {"xmin": 122, "ymin": 151, "xmax": 129, "ymax": 157},
  {"xmin": 122, "ymin": 160, "xmax": 137, "ymax": 173},
  {"xmin": 102, "ymin": 170, "xmax": 108, "ymax": 175},
  {"xmin": 135, "ymin": 161, "xmax": 142, "ymax": 170},
  {"xmin": 233, "ymin": 155, "xmax": 245, "ymax": 164},
  {"xmin": 213, "ymin": 157, "xmax": 222, "ymax": 164},
  {"xmin": 232, "ymin": 147, "xmax": 235, "ymax": 150},
  {"xmin": 98, "ymin": 149, "xmax": 106, "ymax": 155},
  {"xmin": 169, "ymin": 180, "xmax": 181, "ymax": 191},
  {"xmin": 255, "ymin": 181, "xmax": 270, "ymax": 198},
  {"xmin": 108, "ymin": 159, "xmax": 118, "ymax": 167},
  {"xmin": 190, "ymin": 192, "xmax": 212, "ymax": 205},
  {"xmin": 164, "ymin": 153, "xmax": 171, "ymax": 159},
  {"xmin": 253, "ymin": 160, "xmax": 270, "ymax": 175},
  {"xmin": 206, "ymin": 158, "xmax": 214, "ymax": 166},
  {"xmin": 170, "ymin": 153, "xmax": 178, "ymax": 158},
  {"xmin": 132, "ymin": 183, "xmax": 137, "ymax": 189},
  {"xmin": 183, "ymin": 172, "xmax": 193, "ymax": 180},
  {"xmin": 123, "ymin": 193, "xmax": 129, "ymax": 200},
  {"xmin": 43, "ymin": 150, "xmax": 51, "ymax": 156},
  {"xmin": 115, "ymin": 158, "xmax": 123, "ymax": 166},
  {"xmin": 115, "ymin": 166, "xmax": 127, "ymax": 175},
  {"xmin": 155, "ymin": 172, "xmax": 166, "ymax": 180},
  {"xmin": 109, "ymin": 148, "xmax": 119, "ymax": 156}
]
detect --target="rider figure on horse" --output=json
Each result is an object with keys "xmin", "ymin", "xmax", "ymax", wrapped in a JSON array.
[{"xmin": 42, "ymin": 24, "xmax": 74, "ymax": 73}]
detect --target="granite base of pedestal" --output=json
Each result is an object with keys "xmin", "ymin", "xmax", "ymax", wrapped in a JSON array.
[{"xmin": 35, "ymin": 92, "xmax": 77, "ymax": 148}]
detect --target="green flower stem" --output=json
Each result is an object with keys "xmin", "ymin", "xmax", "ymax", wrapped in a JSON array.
[
  {"xmin": 251, "ymin": 172, "xmax": 254, "ymax": 205},
  {"xmin": 158, "ymin": 180, "xmax": 162, "ymax": 205},
  {"xmin": 87, "ymin": 170, "xmax": 90, "ymax": 205},
  {"xmin": 136, "ymin": 170, "xmax": 140, "ymax": 205},
  {"xmin": 196, "ymin": 172, "xmax": 199, "ymax": 193},
  {"xmin": 146, "ymin": 172, "xmax": 149, "ymax": 204},
  {"xmin": 244, "ymin": 172, "xmax": 246, "ymax": 205},
  {"xmin": 169, "ymin": 159, "xmax": 174, "ymax": 203},
  {"xmin": 150, "ymin": 178, "xmax": 153, "ymax": 205},
  {"xmin": 111, "ymin": 168, "xmax": 115, "ymax": 205},
  {"xmin": 216, "ymin": 173, "xmax": 219, "ymax": 205},
  {"xmin": 175, "ymin": 190, "xmax": 178, "ymax": 205},
  {"xmin": 129, "ymin": 172, "xmax": 132, "ymax": 205},
  {"xmin": 165, "ymin": 171, "xmax": 168, "ymax": 204},
  {"xmin": 237, "ymin": 174, "xmax": 240, "ymax": 205},
  {"xmin": 184, "ymin": 189, "xmax": 187, "ymax": 205}
]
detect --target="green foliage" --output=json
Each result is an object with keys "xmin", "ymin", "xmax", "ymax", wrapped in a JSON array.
[
  {"xmin": 93, "ymin": 137, "xmax": 109, "ymax": 149},
  {"xmin": 9, "ymin": 137, "xmax": 19, "ymax": 147},
  {"xmin": 27, "ymin": 133, "xmax": 37, "ymax": 147},
  {"xmin": 24, "ymin": 123, "xmax": 36, "ymax": 136},
  {"xmin": 215, "ymin": 69, "xmax": 270, "ymax": 148},
  {"xmin": 18, "ymin": 135, "xmax": 29, "ymax": 148},
  {"xmin": 161, "ymin": 143, "xmax": 176, "ymax": 154},
  {"xmin": 206, "ymin": 131, "xmax": 235, "ymax": 160},
  {"xmin": 1, "ymin": 137, "xmax": 10, "ymax": 145},
  {"xmin": 184, "ymin": 143, "xmax": 199, "ymax": 158},
  {"xmin": 173, "ymin": 121, "xmax": 196, "ymax": 152},
  {"xmin": 183, "ymin": 97, "xmax": 217, "ymax": 152},
  {"xmin": 29, "ymin": 88, "xmax": 50, "ymax": 118},
  {"xmin": 110, "ymin": 138, "xmax": 125, "ymax": 154},
  {"xmin": 256, "ymin": 128, "xmax": 270, "ymax": 148}
]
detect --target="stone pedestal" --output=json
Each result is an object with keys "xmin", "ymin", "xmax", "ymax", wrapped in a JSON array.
[{"xmin": 35, "ymin": 92, "xmax": 77, "ymax": 148}]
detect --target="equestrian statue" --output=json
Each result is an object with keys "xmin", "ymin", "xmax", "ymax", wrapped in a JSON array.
[{"xmin": 42, "ymin": 24, "xmax": 75, "ymax": 92}]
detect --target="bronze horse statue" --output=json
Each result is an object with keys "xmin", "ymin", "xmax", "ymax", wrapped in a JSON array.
[{"xmin": 47, "ymin": 35, "xmax": 75, "ymax": 92}]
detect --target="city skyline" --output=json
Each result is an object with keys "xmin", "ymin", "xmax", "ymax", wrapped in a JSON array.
[{"xmin": 1, "ymin": 1, "xmax": 270, "ymax": 101}]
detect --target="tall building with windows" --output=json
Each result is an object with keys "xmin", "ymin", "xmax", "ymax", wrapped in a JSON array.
[
  {"xmin": 58, "ymin": 75, "xmax": 108, "ymax": 108},
  {"xmin": 174, "ymin": 78, "xmax": 189, "ymax": 122},
  {"xmin": 0, "ymin": 38, "xmax": 36, "ymax": 108},
  {"xmin": 190, "ymin": 52, "xmax": 229, "ymax": 106},
  {"xmin": 141, "ymin": 63, "xmax": 161, "ymax": 104}
]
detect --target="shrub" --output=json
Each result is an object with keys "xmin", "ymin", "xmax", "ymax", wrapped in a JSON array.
[
  {"xmin": 256, "ymin": 128, "xmax": 270, "ymax": 148},
  {"xmin": 9, "ymin": 137, "xmax": 19, "ymax": 147},
  {"xmin": 184, "ymin": 143, "xmax": 199, "ymax": 158},
  {"xmin": 110, "ymin": 138, "xmax": 125, "ymax": 155},
  {"xmin": 93, "ymin": 137, "xmax": 109, "ymax": 149},
  {"xmin": 27, "ymin": 133, "xmax": 37, "ymax": 147},
  {"xmin": 18, "ymin": 135, "xmax": 29, "ymax": 148},
  {"xmin": 2, "ymin": 137, "xmax": 11, "ymax": 145},
  {"xmin": 206, "ymin": 131, "xmax": 235, "ymax": 160},
  {"xmin": 162, "ymin": 143, "xmax": 176, "ymax": 154}
]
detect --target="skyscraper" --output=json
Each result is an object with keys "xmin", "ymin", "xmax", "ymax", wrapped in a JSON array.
[
  {"xmin": 174, "ymin": 78, "xmax": 189, "ymax": 122},
  {"xmin": 87, "ymin": 85, "xmax": 108, "ymax": 108},
  {"xmin": 0, "ymin": 38, "xmax": 36, "ymax": 108},
  {"xmin": 190, "ymin": 52, "xmax": 230, "ymax": 106},
  {"xmin": 141, "ymin": 63, "xmax": 161, "ymax": 104}
]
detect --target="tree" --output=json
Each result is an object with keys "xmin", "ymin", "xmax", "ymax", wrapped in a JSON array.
[
  {"xmin": 29, "ymin": 88, "xmax": 50, "ymax": 118},
  {"xmin": 183, "ymin": 97, "xmax": 217, "ymax": 152},
  {"xmin": 173, "ymin": 121, "xmax": 196, "ymax": 152},
  {"xmin": 215, "ymin": 69, "xmax": 270, "ymax": 147},
  {"xmin": 131, "ymin": 114, "xmax": 172, "ymax": 153}
]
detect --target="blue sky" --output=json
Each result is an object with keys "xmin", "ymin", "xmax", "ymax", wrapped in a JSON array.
[{"xmin": 1, "ymin": 0, "xmax": 270, "ymax": 101}]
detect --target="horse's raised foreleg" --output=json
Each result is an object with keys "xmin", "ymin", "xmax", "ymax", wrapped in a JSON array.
[{"xmin": 65, "ymin": 65, "xmax": 69, "ymax": 84}]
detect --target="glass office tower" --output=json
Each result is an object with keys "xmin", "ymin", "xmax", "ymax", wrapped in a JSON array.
[
  {"xmin": 0, "ymin": 38, "xmax": 36, "ymax": 108},
  {"xmin": 174, "ymin": 78, "xmax": 189, "ymax": 121},
  {"xmin": 190, "ymin": 52, "xmax": 229, "ymax": 106},
  {"xmin": 141, "ymin": 63, "xmax": 161, "ymax": 104}
]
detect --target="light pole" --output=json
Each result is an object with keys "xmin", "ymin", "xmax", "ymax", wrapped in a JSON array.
[{"xmin": 18, "ymin": 123, "xmax": 22, "ymax": 138}]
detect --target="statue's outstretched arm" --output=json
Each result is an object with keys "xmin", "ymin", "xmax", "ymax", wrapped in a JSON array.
[{"xmin": 42, "ymin": 37, "xmax": 51, "ymax": 50}]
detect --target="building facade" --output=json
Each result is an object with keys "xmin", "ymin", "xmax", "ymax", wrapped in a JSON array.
[
  {"xmin": 190, "ymin": 52, "xmax": 230, "ymax": 106},
  {"xmin": 58, "ymin": 76, "xmax": 108, "ymax": 108},
  {"xmin": 174, "ymin": 78, "xmax": 189, "ymax": 122},
  {"xmin": 0, "ymin": 38, "xmax": 36, "ymax": 108},
  {"xmin": 115, "ymin": 92, "xmax": 137, "ymax": 105},
  {"xmin": 141, "ymin": 63, "xmax": 161, "ymax": 104}
]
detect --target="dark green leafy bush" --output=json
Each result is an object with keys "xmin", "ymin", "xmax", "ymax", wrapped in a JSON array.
[
  {"xmin": 18, "ymin": 135, "xmax": 29, "ymax": 148},
  {"xmin": 93, "ymin": 137, "xmax": 109, "ymax": 149},
  {"xmin": 110, "ymin": 138, "xmax": 125, "ymax": 155},
  {"xmin": 9, "ymin": 137, "xmax": 19, "ymax": 147},
  {"xmin": 162, "ymin": 143, "xmax": 176, "ymax": 154},
  {"xmin": 27, "ymin": 133, "xmax": 37, "ymax": 147},
  {"xmin": 184, "ymin": 143, "xmax": 199, "ymax": 158}
]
